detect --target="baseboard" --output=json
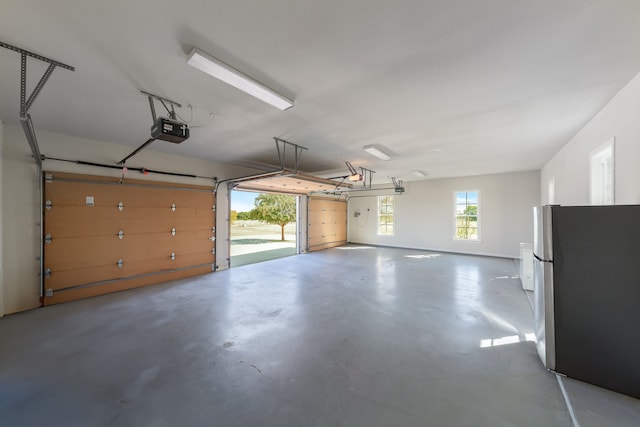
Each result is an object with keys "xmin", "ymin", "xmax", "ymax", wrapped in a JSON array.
[{"xmin": 346, "ymin": 241, "xmax": 516, "ymax": 260}]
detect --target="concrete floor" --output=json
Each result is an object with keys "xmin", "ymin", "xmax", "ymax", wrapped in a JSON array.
[{"xmin": 1, "ymin": 246, "xmax": 639, "ymax": 426}]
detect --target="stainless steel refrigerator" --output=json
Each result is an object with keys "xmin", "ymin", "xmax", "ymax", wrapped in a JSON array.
[{"xmin": 533, "ymin": 205, "xmax": 640, "ymax": 399}]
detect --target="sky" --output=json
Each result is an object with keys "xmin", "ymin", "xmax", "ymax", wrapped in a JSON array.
[{"xmin": 231, "ymin": 190, "xmax": 258, "ymax": 212}]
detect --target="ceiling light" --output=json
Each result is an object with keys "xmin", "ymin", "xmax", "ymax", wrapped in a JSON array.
[
  {"xmin": 186, "ymin": 47, "xmax": 294, "ymax": 111},
  {"xmin": 363, "ymin": 145, "xmax": 392, "ymax": 161},
  {"xmin": 412, "ymin": 170, "xmax": 428, "ymax": 178},
  {"xmin": 348, "ymin": 173, "xmax": 363, "ymax": 182}
]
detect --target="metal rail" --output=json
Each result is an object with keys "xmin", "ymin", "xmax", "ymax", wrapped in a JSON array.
[{"xmin": 0, "ymin": 41, "xmax": 75, "ymax": 71}]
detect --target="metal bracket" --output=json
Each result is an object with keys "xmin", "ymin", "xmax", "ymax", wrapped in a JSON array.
[
  {"xmin": 118, "ymin": 230, "xmax": 124, "ymax": 240},
  {"xmin": 118, "ymin": 202, "xmax": 124, "ymax": 211},
  {"xmin": 361, "ymin": 167, "xmax": 376, "ymax": 188},
  {"xmin": 117, "ymin": 259, "xmax": 124, "ymax": 268},
  {"xmin": 44, "ymin": 233, "xmax": 52, "ymax": 244},
  {"xmin": 141, "ymin": 90, "xmax": 182, "ymax": 121},
  {"xmin": 274, "ymin": 137, "xmax": 308, "ymax": 173},
  {"xmin": 171, "ymin": 228, "xmax": 176, "ymax": 236},
  {"xmin": 171, "ymin": 253, "xmax": 176, "ymax": 261},
  {"xmin": 45, "ymin": 200, "xmax": 53, "ymax": 210},
  {"xmin": 171, "ymin": 203, "xmax": 176, "ymax": 212},
  {"xmin": 45, "ymin": 288, "xmax": 54, "ymax": 297},
  {"xmin": 0, "ymin": 41, "xmax": 75, "ymax": 170},
  {"xmin": 391, "ymin": 177, "xmax": 405, "ymax": 193},
  {"xmin": 44, "ymin": 268, "xmax": 52, "ymax": 278}
]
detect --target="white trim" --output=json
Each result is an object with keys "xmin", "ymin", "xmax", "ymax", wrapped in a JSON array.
[
  {"xmin": 347, "ymin": 241, "xmax": 514, "ymax": 259},
  {"xmin": 589, "ymin": 138, "xmax": 615, "ymax": 205},
  {"xmin": 548, "ymin": 177, "xmax": 556, "ymax": 205}
]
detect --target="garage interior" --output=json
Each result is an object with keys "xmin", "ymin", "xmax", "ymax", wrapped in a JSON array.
[{"xmin": 2, "ymin": 1, "xmax": 640, "ymax": 426}]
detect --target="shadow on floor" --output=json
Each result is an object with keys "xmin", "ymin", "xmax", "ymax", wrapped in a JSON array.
[{"xmin": 231, "ymin": 247, "xmax": 298, "ymax": 267}]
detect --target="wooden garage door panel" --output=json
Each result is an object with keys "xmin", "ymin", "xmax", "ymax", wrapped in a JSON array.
[
  {"xmin": 44, "ymin": 264, "xmax": 213, "ymax": 306},
  {"xmin": 121, "ymin": 186, "xmax": 213, "ymax": 208},
  {"xmin": 45, "ymin": 186, "xmax": 212, "ymax": 210},
  {"xmin": 308, "ymin": 238, "xmax": 345, "ymax": 246},
  {"xmin": 309, "ymin": 227, "xmax": 347, "ymax": 240},
  {"xmin": 308, "ymin": 241, "xmax": 345, "ymax": 251},
  {"xmin": 46, "ymin": 252, "xmax": 215, "ymax": 290},
  {"xmin": 308, "ymin": 198, "xmax": 347, "ymax": 252},
  {"xmin": 309, "ymin": 230, "xmax": 346, "ymax": 240},
  {"xmin": 45, "ymin": 206, "xmax": 214, "ymax": 237},
  {"xmin": 45, "ymin": 178, "xmax": 213, "ymax": 209},
  {"xmin": 308, "ymin": 212, "xmax": 346, "ymax": 224},
  {"xmin": 43, "ymin": 172, "xmax": 216, "ymax": 305},
  {"xmin": 45, "ymin": 231, "xmax": 213, "ymax": 268}
]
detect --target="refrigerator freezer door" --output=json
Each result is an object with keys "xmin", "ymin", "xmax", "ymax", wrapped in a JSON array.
[
  {"xmin": 534, "ymin": 258, "xmax": 555, "ymax": 370},
  {"xmin": 551, "ymin": 205, "xmax": 640, "ymax": 398}
]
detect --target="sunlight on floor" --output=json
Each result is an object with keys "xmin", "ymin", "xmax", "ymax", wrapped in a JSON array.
[{"xmin": 404, "ymin": 253, "xmax": 442, "ymax": 259}]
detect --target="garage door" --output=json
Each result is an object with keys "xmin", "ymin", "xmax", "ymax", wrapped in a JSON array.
[
  {"xmin": 307, "ymin": 197, "xmax": 347, "ymax": 252},
  {"xmin": 43, "ymin": 172, "xmax": 215, "ymax": 305}
]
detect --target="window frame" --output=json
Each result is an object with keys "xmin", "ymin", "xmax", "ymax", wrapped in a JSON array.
[
  {"xmin": 377, "ymin": 195, "xmax": 395, "ymax": 236},
  {"xmin": 453, "ymin": 190, "xmax": 480, "ymax": 241}
]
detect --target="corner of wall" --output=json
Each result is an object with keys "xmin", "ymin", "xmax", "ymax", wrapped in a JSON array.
[{"xmin": 540, "ymin": 70, "xmax": 640, "ymax": 205}]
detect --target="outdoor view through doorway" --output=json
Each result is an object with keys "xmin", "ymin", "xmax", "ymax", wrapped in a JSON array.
[{"xmin": 230, "ymin": 190, "xmax": 298, "ymax": 267}]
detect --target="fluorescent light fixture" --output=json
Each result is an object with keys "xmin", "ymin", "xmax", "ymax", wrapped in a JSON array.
[
  {"xmin": 186, "ymin": 47, "xmax": 294, "ymax": 111},
  {"xmin": 412, "ymin": 170, "xmax": 428, "ymax": 178},
  {"xmin": 363, "ymin": 144, "xmax": 392, "ymax": 161}
]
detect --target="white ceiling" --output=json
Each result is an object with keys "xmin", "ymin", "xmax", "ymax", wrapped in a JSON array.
[{"xmin": 1, "ymin": 0, "xmax": 640, "ymax": 183}]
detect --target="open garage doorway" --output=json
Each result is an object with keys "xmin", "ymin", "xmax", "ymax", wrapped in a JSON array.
[{"xmin": 230, "ymin": 190, "xmax": 298, "ymax": 267}]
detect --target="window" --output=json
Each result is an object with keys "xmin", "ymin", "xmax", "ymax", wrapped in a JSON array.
[
  {"xmin": 455, "ymin": 191, "xmax": 479, "ymax": 240},
  {"xmin": 377, "ymin": 195, "xmax": 394, "ymax": 235}
]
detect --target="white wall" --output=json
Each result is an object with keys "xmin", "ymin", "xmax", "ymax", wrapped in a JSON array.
[
  {"xmin": 541, "ymin": 71, "xmax": 640, "ymax": 205},
  {"xmin": 1, "ymin": 123, "xmax": 40, "ymax": 315},
  {"xmin": 0, "ymin": 120, "xmax": 4, "ymax": 317},
  {"xmin": 1, "ymin": 124, "xmax": 254, "ymax": 314},
  {"xmin": 348, "ymin": 171, "xmax": 539, "ymax": 258}
]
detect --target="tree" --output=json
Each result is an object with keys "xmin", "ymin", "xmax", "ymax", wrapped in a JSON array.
[
  {"xmin": 230, "ymin": 210, "xmax": 238, "ymax": 224},
  {"xmin": 237, "ymin": 211, "xmax": 252, "ymax": 220},
  {"xmin": 250, "ymin": 193, "xmax": 296, "ymax": 241},
  {"xmin": 456, "ymin": 205, "xmax": 478, "ymax": 239}
]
